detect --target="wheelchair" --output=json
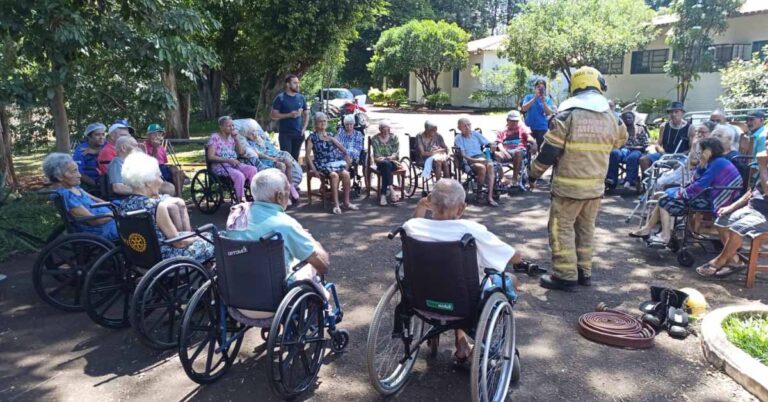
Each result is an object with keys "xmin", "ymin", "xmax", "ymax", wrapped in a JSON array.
[
  {"xmin": 626, "ymin": 153, "xmax": 690, "ymax": 225},
  {"xmin": 348, "ymin": 145, "xmax": 368, "ymax": 198},
  {"xmin": 493, "ymin": 139, "xmax": 533, "ymax": 193},
  {"xmin": 399, "ymin": 133, "xmax": 454, "ymax": 198},
  {"xmin": 190, "ymin": 145, "xmax": 254, "ymax": 215},
  {"xmin": 366, "ymin": 228, "xmax": 520, "ymax": 401},
  {"xmin": 452, "ymin": 144, "xmax": 509, "ymax": 203},
  {"xmin": 32, "ymin": 191, "xmax": 114, "ymax": 312},
  {"xmin": 178, "ymin": 230, "xmax": 348, "ymax": 398},
  {"xmin": 82, "ymin": 206, "xmax": 214, "ymax": 350}
]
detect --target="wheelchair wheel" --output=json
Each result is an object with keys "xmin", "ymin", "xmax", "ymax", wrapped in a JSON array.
[
  {"xmin": 470, "ymin": 292, "xmax": 516, "ymax": 402},
  {"xmin": 677, "ymin": 248, "xmax": 695, "ymax": 267},
  {"xmin": 83, "ymin": 248, "xmax": 137, "ymax": 329},
  {"xmin": 130, "ymin": 258, "xmax": 210, "ymax": 350},
  {"xmin": 399, "ymin": 157, "xmax": 417, "ymax": 198},
  {"xmin": 191, "ymin": 169, "xmax": 223, "ymax": 215},
  {"xmin": 330, "ymin": 329, "xmax": 350, "ymax": 353},
  {"xmin": 266, "ymin": 286, "xmax": 326, "ymax": 399},
  {"xmin": 366, "ymin": 282, "xmax": 424, "ymax": 396},
  {"xmin": 178, "ymin": 280, "xmax": 245, "ymax": 384},
  {"xmin": 32, "ymin": 234, "xmax": 113, "ymax": 312}
]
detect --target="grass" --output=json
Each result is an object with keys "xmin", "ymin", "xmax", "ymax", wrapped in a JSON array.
[
  {"xmin": 0, "ymin": 191, "xmax": 60, "ymax": 261},
  {"xmin": 722, "ymin": 312, "xmax": 768, "ymax": 365}
]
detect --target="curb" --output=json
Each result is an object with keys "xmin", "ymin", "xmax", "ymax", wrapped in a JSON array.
[{"xmin": 701, "ymin": 304, "xmax": 768, "ymax": 401}]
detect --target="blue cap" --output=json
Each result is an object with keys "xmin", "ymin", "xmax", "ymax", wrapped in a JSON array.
[{"xmin": 83, "ymin": 122, "xmax": 106, "ymax": 137}]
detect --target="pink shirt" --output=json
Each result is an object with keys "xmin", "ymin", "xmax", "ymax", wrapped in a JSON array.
[
  {"xmin": 144, "ymin": 140, "xmax": 168, "ymax": 164},
  {"xmin": 97, "ymin": 142, "xmax": 117, "ymax": 175},
  {"xmin": 496, "ymin": 124, "xmax": 531, "ymax": 151}
]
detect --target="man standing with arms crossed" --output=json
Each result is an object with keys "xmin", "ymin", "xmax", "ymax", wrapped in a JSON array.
[
  {"xmin": 271, "ymin": 74, "xmax": 309, "ymax": 162},
  {"xmin": 528, "ymin": 67, "xmax": 627, "ymax": 292}
]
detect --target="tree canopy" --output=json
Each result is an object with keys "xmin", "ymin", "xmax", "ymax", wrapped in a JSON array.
[
  {"xmin": 504, "ymin": 0, "xmax": 656, "ymax": 81},
  {"xmin": 368, "ymin": 20, "xmax": 470, "ymax": 98},
  {"xmin": 718, "ymin": 46, "xmax": 768, "ymax": 110}
]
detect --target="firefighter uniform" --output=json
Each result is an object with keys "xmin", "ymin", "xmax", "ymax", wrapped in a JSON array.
[{"xmin": 529, "ymin": 67, "xmax": 627, "ymax": 290}]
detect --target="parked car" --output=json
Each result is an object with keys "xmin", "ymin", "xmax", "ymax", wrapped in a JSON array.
[{"xmin": 313, "ymin": 88, "xmax": 367, "ymax": 117}]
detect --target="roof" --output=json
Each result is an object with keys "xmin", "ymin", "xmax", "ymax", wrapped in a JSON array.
[
  {"xmin": 467, "ymin": 35, "xmax": 506, "ymax": 53},
  {"xmin": 653, "ymin": 0, "xmax": 768, "ymax": 26}
]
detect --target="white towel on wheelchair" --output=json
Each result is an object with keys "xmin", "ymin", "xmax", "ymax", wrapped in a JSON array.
[{"xmin": 421, "ymin": 156, "xmax": 435, "ymax": 178}]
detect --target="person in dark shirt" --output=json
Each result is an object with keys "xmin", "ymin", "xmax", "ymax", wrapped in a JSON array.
[
  {"xmin": 271, "ymin": 74, "xmax": 309, "ymax": 161},
  {"xmin": 72, "ymin": 122, "xmax": 106, "ymax": 188}
]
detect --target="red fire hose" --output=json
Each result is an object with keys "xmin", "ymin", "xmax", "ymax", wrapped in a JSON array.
[{"xmin": 577, "ymin": 303, "xmax": 656, "ymax": 349}]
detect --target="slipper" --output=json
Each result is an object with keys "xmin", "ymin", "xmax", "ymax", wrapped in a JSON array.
[
  {"xmin": 332, "ymin": 206, "xmax": 342, "ymax": 215},
  {"xmin": 629, "ymin": 230, "xmax": 650, "ymax": 239},
  {"xmin": 345, "ymin": 203, "xmax": 359, "ymax": 211},
  {"xmin": 695, "ymin": 263, "xmax": 719, "ymax": 277},
  {"xmin": 713, "ymin": 264, "xmax": 747, "ymax": 278}
]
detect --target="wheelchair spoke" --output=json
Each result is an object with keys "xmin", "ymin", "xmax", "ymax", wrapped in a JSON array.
[
  {"xmin": 204, "ymin": 337, "xmax": 216, "ymax": 373},
  {"xmin": 189, "ymin": 337, "xmax": 210, "ymax": 364},
  {"xmin": 96, "ymin": 290, "xmax": 122, "ymax": 315}
]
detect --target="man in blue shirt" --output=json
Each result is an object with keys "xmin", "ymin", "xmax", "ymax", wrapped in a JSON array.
[
  {"xmin": 747, "ymin": 110, "xmax": 766, "ymax": 163},
  {"xmin": 72, "ymin": 122, "xmax": 106, "ymax": 189},
  {"xmin": 521, "ymin": 78, "xmax": 556, "ymax": 148},
  {"xmin": 271, "ymin": 74, "xmax": 309, "ymax": 162},
  {"xmin": 229, "ymin": 169, "xmax": 330, "ymax": 289},
  {"xmin": 454, "ymin": 118, "xmax": 498, "ymax": 206}
]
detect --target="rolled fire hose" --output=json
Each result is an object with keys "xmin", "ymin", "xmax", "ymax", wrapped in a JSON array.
[{"xmin": 577, "ymin": 302, "xmax": 656, "ymax": 349}]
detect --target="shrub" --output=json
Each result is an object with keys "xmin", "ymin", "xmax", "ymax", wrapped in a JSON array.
[
  {"xmin": 384, "ymin": 88, "xmax": 407, "ymax": 106},
  {"xmin": 425, "ymin": 91, "xmax": 450, "ymax": 109},
  {"xmin": 719, "ymin": 47, "xmax": 768, "ymax": 110},
  {"xmin": 368, "ymin": 88, "xmax": 385, "ymax": 103},
  {"xmin": 722, "ymin": 313, "xmax": 768, "ymax": 365}
]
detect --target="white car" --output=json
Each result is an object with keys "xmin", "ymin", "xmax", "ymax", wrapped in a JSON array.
[{"xmin": 313, "ymin": 88, "xmax": 366, "ymax": 117}]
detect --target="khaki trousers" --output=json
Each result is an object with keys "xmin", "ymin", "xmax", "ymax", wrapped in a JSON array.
[{"xmin": 548, "ymin": 196, "xmax": 602, "ymax": 281}]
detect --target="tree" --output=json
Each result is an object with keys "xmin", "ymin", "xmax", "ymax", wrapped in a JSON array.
[
  {"xmin": 664, "ymin": 0, "xmax": 743, "ymax": 103},
  {"xmin": 718, "ymin": 47, "xmax": 768, "ymax": 109},
  {"xmin": 504, "ymin": 0, "xmax": 655, "ymax": 82},
  {"xmin": 369, "ymin": 20, "xmax": 470, "ymax": 98},
  {"xmin": 468, "ymin": 63, "xmax": 530, "ymax": 108}
]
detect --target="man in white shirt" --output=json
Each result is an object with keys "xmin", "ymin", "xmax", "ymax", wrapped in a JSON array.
[{"xmin": 402, "ymin": 178, "xmax": 521, "ymax": 363}]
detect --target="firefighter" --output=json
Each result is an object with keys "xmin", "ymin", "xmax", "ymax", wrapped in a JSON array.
[{"xmin": 528, "ymin": 67, "xmax": 627, "ymax": 292}]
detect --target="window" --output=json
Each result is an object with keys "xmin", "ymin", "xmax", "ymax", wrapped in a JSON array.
[
  {"xmin": 709, "ymin": 44, "xmax": 749, "ymax": 68},
  {"xmin": 753, "ymin": 40, "xmax": 768, "ymax": 60},
  {"xmin": 597, "ymin": 56, "xmax": 624, "ymax": 75},
  {"xmin": 630, "ymin": 49, "xmax": 669, "ymax": 74},
  {"xmin": 452, "ymin": 68, "xmax": 460, "ymax": 88}
]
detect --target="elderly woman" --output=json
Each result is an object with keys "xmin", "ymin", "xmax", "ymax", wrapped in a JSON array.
[
  {"xmin": 207, "ymin": 116, "xmax": 259, "ymax": 203},
  {"xmin": 120, "ymin": 152, "xmax": 214, "ymax": 262},
  {"xmin": 371, "ymin": 120, "xmax": 401, "ymax": 206},
  {"xmin": 653, "ymin": 121, "xmax": 717, "ymax": 191},
  {"xmin": 234, "ymin": 118, "xmax": 301, "ymax": 199},
  {"xmin": 630, "ymin": 137, "xmax": 743, "ymax": 247},
  {"xmin": 42, "ymin": 153, "xmax": 117, "ymax": 240},
  {"xmin": 307, "ymin": 112, "xmax": 358, "ymax": 214},
  {"xmin": 336, "ymin": 114, "xmax": 365, "ymax": 163},
  {"xmin": 416, "ymin": 120, "xmax": 450, "ymax": 181}
]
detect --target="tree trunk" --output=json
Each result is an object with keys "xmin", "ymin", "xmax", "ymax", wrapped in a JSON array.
[
  {"xmin": 179, "ymin": 90, "xmax": 191, "ymax": 139},
  {"xmin": 255, "ymin": 70, "xmax": 280, "ymax": 131},
  {"xmin": 196, "ymin": 67, "xmax": 223, "ymax": 120},
  {"xmin": 162, "ymin": 68, "xmax": 184, "ymax": 139},
  {"xmin": 0, "ymin": 104, "xmax": 18, "ymax": 187},
  {"xmin": 50, "ymin": 83, "xmax": 70, "ymax": 152}
]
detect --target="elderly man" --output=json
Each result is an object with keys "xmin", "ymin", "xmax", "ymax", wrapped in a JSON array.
[
  {"xmin": 454, "ymin": 117, "xmax": 498, "ymax": 206},
  {"xmin": 495, "ymin": 110, "xmax": 534, "ymax": 187},
  {"xmin": 97, "ymin": 121, "xmax": 132, "ymax": 175},
  {"xmin": 746, "ymin": 110, "xmax": 766, "ymax": 162},
  {"xmin": 404, "ymin": 178, "xmax": 520, "ymax": 363},
  {"xmin": 639, "ymin": 101, "xmax": 694, "ymax": 175},
  {"xmin": 107, "ymin": 136, "xmax": 139, "ymax": 196},
  {"xmin": 229, "ymin": 169, "xmax": 331, "ymax": 287},
  {"xmin": 72, "ymin": 122, "xmax": 106, "ymax": 188},
  {"xmin": 710, "ymin": 109, "xmax": 742, "ymax": 151}
]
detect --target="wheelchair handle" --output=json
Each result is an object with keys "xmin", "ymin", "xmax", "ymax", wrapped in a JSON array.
[
  {"xmin": 196, "ymin": 223, "xmax": 216, "ymax": 234},
  {"xmin": 259, "ymin": 231, "xmax": 282, "ymax": 242},
  {"xmin": 123, "ymin": 208, "xmax": 150, "ymax": 217},
  {"xmin": 90, "ymin": 201, "xmax": 112, "ymax": 208},
  {"xmin": 460, "ymin": 233, "xmax": 476, "ymax": 248},
  {"xmin": 388, "ymin": 226, "xmax": 405, "ymax": 240},
  {"xmin": 291, "ymin": 260, "xmax": 308, "ymax": 272},
  {"xmin": 73, "ymin": 213, "xmax": 114, "ymax": 223}
]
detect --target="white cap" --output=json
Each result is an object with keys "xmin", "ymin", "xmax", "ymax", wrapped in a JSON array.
[
  {"xmin": 506, "ymin": 110, "xmax": 521, "ymax": 121},
  {"xmin": 108, "ymin": 123, "xmax": 130, "ymax": 135}
]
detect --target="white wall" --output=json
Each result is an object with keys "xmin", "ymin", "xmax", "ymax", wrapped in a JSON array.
[{"xmin": 604, "ymin": 13, "xmax": 768, "ymax": 111}]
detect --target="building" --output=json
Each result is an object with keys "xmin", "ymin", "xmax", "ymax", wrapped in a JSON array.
[
  {"xmin": 408, "ymin": 0, "xmax": 768, "ymax": 111},
  {"xmin": 601, "ymin": 0, "xmax": 768, "ymax": 111},
  {"xmin": 407, "ymin": 35, "xmax": 508, "ymax": 108}
]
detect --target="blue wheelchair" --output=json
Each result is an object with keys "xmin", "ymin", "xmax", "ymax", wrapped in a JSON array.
[
  {"xmin": 178, "ymin": 229, "xmax": 348, "ymax": 399},
  {"xmin": 366, "ymin": 227, "xmax": 520, "ymax": 401}
]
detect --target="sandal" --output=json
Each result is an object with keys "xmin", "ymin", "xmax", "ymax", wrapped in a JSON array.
[
  {"xmin": 345, "ymin": 203, "xmax": 359, "ymax": 211},
  {"xmin": 646, "ymin": 234, "xmax": 669, "ymax": 249},
  {"xmin": 332, "ymin": 206, "xmax": 342, "ymax": 215},
  {"xmin": 696, "ymin": 263, "xmax": 745, "ymax": 278},
  {"xmin": 629, "ymin": 229, "xmax": 651, "ymax": 239}
]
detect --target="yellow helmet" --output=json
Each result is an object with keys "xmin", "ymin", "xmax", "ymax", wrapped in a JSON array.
[
  {"xmin": 570, "ymin": 66, "xmax": 607, "ymax": 96},
  {"xmin": 679, "ymin": 287, "xmax": 707, "ymax": 318}
]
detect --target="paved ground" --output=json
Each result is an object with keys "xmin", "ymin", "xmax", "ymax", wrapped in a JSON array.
[{"xmin": 1, "ymin": 109, "xmax": 767, "ymax": 401}]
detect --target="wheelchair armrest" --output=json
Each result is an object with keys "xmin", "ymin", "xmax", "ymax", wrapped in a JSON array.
[
  {"xmin": 460, "ymin": 233, "xmax": 475, "ymax": 248},
  {"xmin": 259, "ymin": 231, "xmax": 282, "ymax": 242},
  {"xmin": 73, "ymin": 213, "xmax": 113, "ymax": 223},
  {"xmin": 291, "ymin": 260, "xmax": 308, "ymax": 272},
  {"xmin": 91, "ymin": 201, "xmax": 112, "ymax": 208},
  {"xmin": 196, "ymin": 223, "xmax": 216, "ymax": 234},
  {"xmin": 124, "ymin": 208, "xmax": 149, "ymax": 217},
  {"xmin": 483, "ymin": 268, "xmax": 499, "ymax": 276},
  {"xmin": 163, "ymin": 231, "xmax": 201, "ymax": 245},
  {"xmin": 388, "ymin": 226, "xmax": 405, "ymax": 240}
]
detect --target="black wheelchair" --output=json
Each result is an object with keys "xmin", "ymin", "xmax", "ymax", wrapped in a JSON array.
[
  {"xmin": 493, "ymin": 139, "xmax": 534, "ymax": 193},
  {"xmin": 348, "ymin": 144, "xmax": 368, "ymax": 198},
  {"xmin": 32, "ymin": 191, "xmax": 114, "ymax": 312},
  {"xmin": 366, "ymin": 228, "xmax": 520, "ymax": 401},
  {"xmin": 452, "ymin": 144, "xmax": 509, "ymax": 202},
  {"xmin": 178, "ymin": 230, "xmax": 348, "ymax": 398},
  {"xmin": 399, "ymin": 133, "xmax": 454, "ymax": 198},
  {"xmin": 82, "ymin": 207, "xmax": 214, "ymax": 351},
  {"xmin": 190, "ymin": 145, "xmax": 254, "ymax": 215}
]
